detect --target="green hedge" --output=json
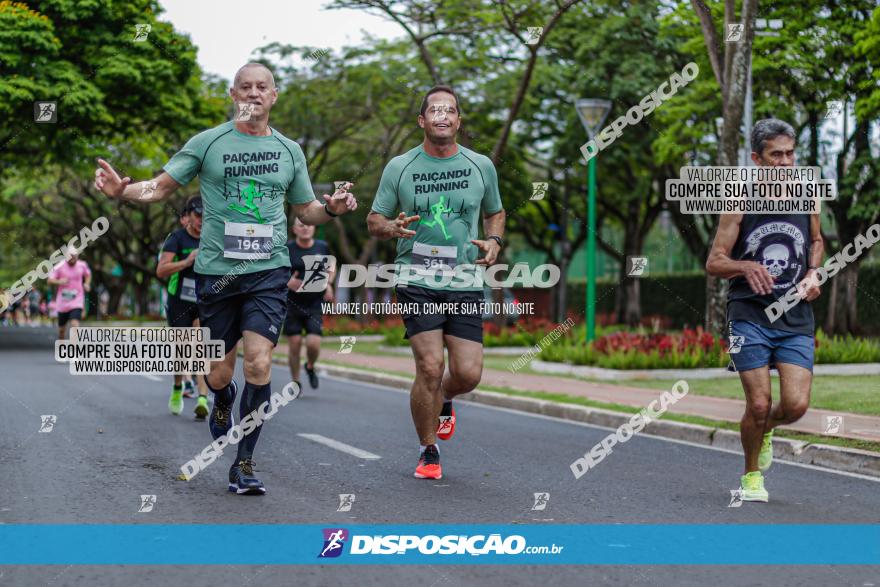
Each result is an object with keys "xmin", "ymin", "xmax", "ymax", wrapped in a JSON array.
[{"xmin": 568, "ymin": 264, "xmax": 880, "ymax": 333}]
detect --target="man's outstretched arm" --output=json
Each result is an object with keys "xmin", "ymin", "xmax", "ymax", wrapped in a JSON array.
[{"xmin": 93, "ymin": 158, "xmax": 180, "ymax": 203}]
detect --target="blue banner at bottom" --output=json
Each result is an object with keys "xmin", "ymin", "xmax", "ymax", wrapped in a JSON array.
[{"xmin": 0, "ymin": 525, "xmax": 877, "ymax": 565}]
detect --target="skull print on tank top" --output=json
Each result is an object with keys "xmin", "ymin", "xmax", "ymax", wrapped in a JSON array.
[{"xmin": 727, "ymin": 214, "xmax": 815, "ymax": 335}]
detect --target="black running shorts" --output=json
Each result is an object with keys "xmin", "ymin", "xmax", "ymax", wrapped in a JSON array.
[
  {"xmin": 166, "ymin": 296, "xmax": 199, "ymax": 328},
  {"xmin": 196, "ymin": 266, "xmax": 290, "ymax": 355},
  {"xmin": 57, "ymin": 308, "xmax": 83, "ymax": 327},
  {"xmin": 284, "ymin": 298, "xmax": 324, "ymax": 336},
  {"xmin": 395, "ymin": 285, "xmax": 483, "ymax": 344}
]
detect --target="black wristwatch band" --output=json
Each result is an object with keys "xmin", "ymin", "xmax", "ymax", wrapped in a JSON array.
[
  {"xmin": 488, "ymin": 235, "xmax": 504, "ymax": 248},
  {"xmin": 324, "ymin": 203, "xmax": 339, "ymax": 218}
]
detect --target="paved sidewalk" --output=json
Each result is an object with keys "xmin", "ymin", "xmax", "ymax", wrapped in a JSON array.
[{"xmin": 277, "ymin": 343, "xmax": 880, "ymax": 444}]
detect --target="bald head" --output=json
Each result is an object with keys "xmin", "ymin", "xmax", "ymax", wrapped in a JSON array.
[{"xmin": 233, "ymin": 63, "xmax": 275, "ymax": 89}]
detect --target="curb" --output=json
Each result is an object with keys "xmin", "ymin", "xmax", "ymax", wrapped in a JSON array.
[
  {"xmin": 274, "ymin": 358, "xmax": 880, "ymax": 479},
  {"xmin": 531, "ymin": 359, "xmax": 880, "ymax": 380}
]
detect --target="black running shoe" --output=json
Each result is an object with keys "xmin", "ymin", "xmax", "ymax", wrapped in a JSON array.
[
  {"xmin": 304, "ymin": 362, "xmax": 319, "ymax": 389},
  {"xmin": 208, "ymin": 380, "xmax": 237, "ymax": 440},
  {"xmin": 229, "ymin": 458, "xmax": 265, "ymax": 495}
]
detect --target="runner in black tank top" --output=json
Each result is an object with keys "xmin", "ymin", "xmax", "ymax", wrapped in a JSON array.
[{"xmin": 706, "ymin": 119, "xmax": 824, "ymax": 503}]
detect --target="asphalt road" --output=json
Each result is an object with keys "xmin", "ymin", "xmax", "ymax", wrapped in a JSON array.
[{"xmin": 1, "ymin": 338, "xmax": 878, "ymax": 586}]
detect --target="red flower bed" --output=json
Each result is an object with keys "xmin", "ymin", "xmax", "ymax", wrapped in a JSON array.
[{"xmin": 593, "ymin": 327, "xmax": 723, "ymax": 355}]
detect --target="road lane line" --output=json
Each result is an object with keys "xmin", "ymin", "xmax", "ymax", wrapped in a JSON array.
[
  {"xmin": 139, "ymin": 374, "xmax": 162, "ymax": 382},
  {"xmin": 297, "ymin": 433, "xmax": 381, "ymax": 460}
]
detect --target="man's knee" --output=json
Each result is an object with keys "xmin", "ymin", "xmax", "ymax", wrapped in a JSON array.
[
  {"xmin": 243, "ymin": 353, "xmax": 272, "ymax": 380},
  {"xmin": 207, "ymin": 365, "xmax": 233, "ymax": 389},
  {"xmin": 748, "ymin": 399, "xmax": 771, "ymax": 423},
  {"xmin": 785, "ymin": 398, "xmax": 810, "ymax": 422},
  {"xmin": 416, "ymin": 359, "xmax": 445, "ymax": 383},
  {"xmin": 449, "ymin": 364, "xmax": 482, "ymax": 392}
]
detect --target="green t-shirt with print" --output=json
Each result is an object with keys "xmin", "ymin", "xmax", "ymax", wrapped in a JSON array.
[
  {"xmin": 163, "ymin": 121, "xmax": 316, "ymax": 276},
  {"xmin": 371, "ymin": 144, "xmax": 503, "ymax": 291}
]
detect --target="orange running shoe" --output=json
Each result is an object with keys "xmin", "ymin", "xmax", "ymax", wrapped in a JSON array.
[
  {"xmin": 437, "ymin": 402, "xmax": 455, "ymax": 441},
  {"xmin": 414, "ymin": 445, "xmax": 442, "ymax": 479}
]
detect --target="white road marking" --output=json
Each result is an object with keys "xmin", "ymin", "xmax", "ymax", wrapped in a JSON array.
[
  {"xmin": 325, "ymin": 374, "xmax": 880, "ymax": 484},
  {"xmin": 297, "ymin": 433, "xmax": 381, "ymax": 460},
  {"xmin": 139, "ymin": 374, "xmax": 162, "ymax": 382}
]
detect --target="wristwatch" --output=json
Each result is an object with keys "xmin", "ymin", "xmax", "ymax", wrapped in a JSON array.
[
  {"xmin": 324, "ymin": 203, "xmax": 339, "ymax": 218},
  {"xmin": 487, "ymin": 235, "xmax": 504, "ymax": 249}
]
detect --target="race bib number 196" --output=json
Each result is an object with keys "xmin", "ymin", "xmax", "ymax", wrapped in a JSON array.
[{"xmin": 223, "ymin": 222, "xmax": 273, "ymax": 260}]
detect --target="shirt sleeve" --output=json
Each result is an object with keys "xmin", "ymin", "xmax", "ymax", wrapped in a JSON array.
[
  {"xmin": 82, "ymin": 263, "xmax": 91, "ymax": 279},
  {"xmin": 163, "ymin": 131, "xmax": 211, "ymax": 186},
  {"xmin": 286, "ymin": 142, "xmax": 317, "ymax": 205},
  {"xmin": 160, "ymin": 232, "xmax": 179, "ymax": 255},
  {"xmin": 371, "ymin": 160, "xmax": 400, "ymax": 218},
  {"xmin": 48, "ymin": 264, "xmax": 62, "ymax": 280},
  {"xmin": 481, "ymin": 158, "xmax": 503, "ymax": 215}
]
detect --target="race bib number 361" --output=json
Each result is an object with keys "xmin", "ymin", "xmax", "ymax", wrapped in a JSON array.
[
  {"xmin": 223, "ymin": 222, "xmax": 273, "ymax": 260},
  {"xmin": 412, "ymin": 242, "xmax": 457, "ymax": 275}
]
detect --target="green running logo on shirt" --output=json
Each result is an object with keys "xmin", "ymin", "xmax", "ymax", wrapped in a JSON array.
[
  {"xmin": 228, "ymin": 180, "xmax": 266, "ymax": 223},
  {"xmin": 420, "ymin": 195, "xmax": 454, "ymax": 240}
]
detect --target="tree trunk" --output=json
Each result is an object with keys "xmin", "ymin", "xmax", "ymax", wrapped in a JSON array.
[
  {"xmin": 135, "ymin": 276, "xmax": 150, "ymax": 316},
  {"xmin": 705, "ymin": 273, "xmax": 728, "ymax": 334},
  {"xmin": 622, "ymin": 276, "xmax": 641, "ymax": 327},
  {"xmin": 824, "ymin": 272, "xmax": 839, "ymax": 334},
  {"xmin": 842, "ymin": 262, "xmax": 859, "ymax": 334},
  {"xmin": 107, "ymin": 280, "xmax": 124, "ymax": 316}
]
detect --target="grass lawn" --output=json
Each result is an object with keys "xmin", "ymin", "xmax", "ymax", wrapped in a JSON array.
[{"xmin": 601, "ymin": 376, "xmax": 880, "ymax": 416}]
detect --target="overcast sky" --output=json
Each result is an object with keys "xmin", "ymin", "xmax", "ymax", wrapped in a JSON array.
[{"xmin": 158, "ymin": 0, "xmax": 403, "ymax": 81}]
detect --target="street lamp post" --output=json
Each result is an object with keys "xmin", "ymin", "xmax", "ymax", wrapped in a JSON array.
[{"xmin": 575, "ymin": 99, "xmax": 611, "ymax": 343}]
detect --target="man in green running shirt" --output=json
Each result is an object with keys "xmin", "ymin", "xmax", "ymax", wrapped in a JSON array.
[
  {"xmin": 94, "ymin": 63, "xmax": 357, "ymax": 495},
  {"xmin": 368, "ymin": 85, "xmax": 506, "ymax": 481}
]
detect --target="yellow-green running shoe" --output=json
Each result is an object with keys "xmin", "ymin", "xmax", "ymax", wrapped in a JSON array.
[
  {"xmin": 193, "ymin": 395, "xmax": 209, "ymax": 420},
  {"xmin": 740, "ymin": 471, "xmax": 769, "ymax": 502},
  {"xmin": 758, "ymin": 429, "xmax": 774, "ymax": 472},
  {"xmin": 168, "ymin": 387, "xmax": 184, "ymax": 416}
]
